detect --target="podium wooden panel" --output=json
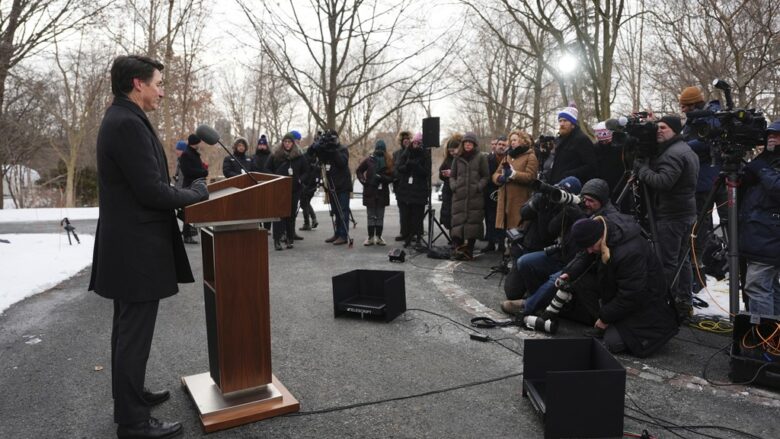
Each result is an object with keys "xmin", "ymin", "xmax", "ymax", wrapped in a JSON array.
[{"xmin": 182, "ymin": 172, "xmax": 299, "ymax": 432}]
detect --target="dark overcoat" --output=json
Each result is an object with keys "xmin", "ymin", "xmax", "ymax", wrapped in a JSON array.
[
  {"xmin": 88, "ymin": 97, "xmax": 206, "ymax": 302},
  {"xmin": 395, "ymin": 147, "xmax": 430, "ymax": 205},
  {"xmin": 356, "ymin": 153, "xmax": 393, "ymax": 208},
  {"xmin": 450, "ymin": 151, "xmax": 489, "ymax": 241}
]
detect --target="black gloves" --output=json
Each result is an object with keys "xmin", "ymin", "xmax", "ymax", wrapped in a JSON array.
[{"xmin": 190, "ymin": 178, "xmax": 209, "ymax": 201}]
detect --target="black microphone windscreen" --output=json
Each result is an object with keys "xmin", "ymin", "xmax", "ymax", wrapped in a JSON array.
[
  {"xmin": 604, "ymin": 119, "xmax": 621, "ymax": 131},
  {"xmin": 195, "ymin": 124, "xmax": 220, "ymax": 145}
]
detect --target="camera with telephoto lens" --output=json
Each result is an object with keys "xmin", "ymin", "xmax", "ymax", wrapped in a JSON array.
[
  {"xmin": 531, "ymin": 179, "xmax": 581, "ymax": 206},
  {"xmin": 688, "ymin": 79, "xmax": 766, "ymax": 165},
  {"xmin": 606, "ymin": 112, "xmax": 658, "ymax": 159}
]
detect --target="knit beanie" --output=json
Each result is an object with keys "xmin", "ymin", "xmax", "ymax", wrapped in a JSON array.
[
  {"xmin": 580, "ymin": 178, "xmax": 610, "ymax": 205},
  {"xmin": 290, "ymin": 130, "xmax": 302, "ymax": 140},
  {"xmin": 257, "ymin": 135, "xmax": 268, "ymax": 146},
  {"xmin": 188, "ymin": 134, "xmax": 201, "ymax": 146},
  {"xmin": 767, "ymin": 120, "xmax": 780, "ymax": 133},
  {"xmin": 558, "ymin": 107, "xmax": 578, "ymax": 125},
  {"xmin": 571, "ymin": 217, "xmax": 605, "ymax": 248},
  {"xmin": 660, "ymin": 115, "xmax": 683, "ymax": 135},
  {"xmin": 593, "ymin": 121, "xmax": 613, "ymax": 143},
  {"xmin": 679, "ymin": 86, "xmax": 705, "ymax": 105},
  {"xmin": 462, "ymin": 131, "xmax": 479, "ymax": 147},
  {"xmin": 175, "ymin": 140, "xmax": 187, "ymax": 151},
  {"xmin": 374, "ymin": 139, "xmax": 387, "ymax": 151},
  {"xmin": 282, "ymin": 132, "xmax": 295, "ymax": 142},
  {"xmin": 556, "ymin": 176, "xmax": 582, "ymax": 195}
]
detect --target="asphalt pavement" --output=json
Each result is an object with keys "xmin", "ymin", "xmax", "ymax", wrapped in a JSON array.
[{"xmin": 1, "ymin": 207, "xmax": 778, "ymax": 438}]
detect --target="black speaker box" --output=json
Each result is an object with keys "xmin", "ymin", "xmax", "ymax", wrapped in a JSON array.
[
  {"xmin": 730, "ymin": 312, "xmax": 780, "ymax": 389},
  {"xmin": 332, "ymin": 270, "xmax": 406, "ymax": 322},
  {"xmin": 422, "ymin": 117, "xmax": 440, "ymax": 148},
  {"xmin": 522, "ymin": 338, "xmax": 626, "ymax": 439}
]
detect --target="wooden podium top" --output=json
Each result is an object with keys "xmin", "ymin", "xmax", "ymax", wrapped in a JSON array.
[{"xmin": 184, "ymin": 172, "xmax": 292, "ymax": 227}]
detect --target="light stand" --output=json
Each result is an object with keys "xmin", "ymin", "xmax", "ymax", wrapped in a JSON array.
[{"xmin": 422, "ymin": 146, "xmax": 451, "ymax": 250}]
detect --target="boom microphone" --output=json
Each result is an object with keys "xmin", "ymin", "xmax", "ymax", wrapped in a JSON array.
[
  {"xmin": 195, "ymin": 124, "xmax": 258, "ymax": 183},
  {"xmin": 604, "ymin": 117, "xmax": 628, "ymax": 131}
]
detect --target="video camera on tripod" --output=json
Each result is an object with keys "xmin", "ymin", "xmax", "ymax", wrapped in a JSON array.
[
  {"xmin": 685, "ymin": 79, "xmax": 767, "ymax": 166},
  {"xmin": 309, "ymin": 129, "xmax": 341, "ymax": 159},
  {"xmin": 605, "ymin": 112, "xmax": 658, "ymax": 161}
]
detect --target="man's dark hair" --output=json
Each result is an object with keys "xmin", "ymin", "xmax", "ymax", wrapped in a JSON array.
[{"xmin": 110, "ymin": 55, "xmax": 164, "ymax": 97}]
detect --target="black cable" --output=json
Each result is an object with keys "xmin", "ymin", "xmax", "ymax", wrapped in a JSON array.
[
  {"xmin": 286, "ymin": 371, "xmax": 523, "ymax": 416},
  {"xmin": 624, "ymin": 412, "xmax": 764, "ymax": 439},
  {"xmin": 701, "ymin": 342, "xmax": 774, "ymax": 386},
  {"xmin": 626, "ymin": 394, "xmax": 704, "ymax": 439}
]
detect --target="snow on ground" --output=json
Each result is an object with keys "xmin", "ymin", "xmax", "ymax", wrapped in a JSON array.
[{"xmin": 0, "ymin": 233, "xmax": 95, "ymax": 315}]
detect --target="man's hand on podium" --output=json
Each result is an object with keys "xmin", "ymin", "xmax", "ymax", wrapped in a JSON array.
[{"xmin": 191, "ymin": 178, "xmax": 209, "ymax": 201}]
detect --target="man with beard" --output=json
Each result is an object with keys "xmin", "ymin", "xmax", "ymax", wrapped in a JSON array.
[{"xmin": 543, "ymin": 106, "xmax": 597, "ymax": 184}]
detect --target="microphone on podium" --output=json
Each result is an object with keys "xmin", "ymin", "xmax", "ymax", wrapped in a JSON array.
[{"xmin": 195, "ymin": 124, "xmax": 259, "ymax": 184}]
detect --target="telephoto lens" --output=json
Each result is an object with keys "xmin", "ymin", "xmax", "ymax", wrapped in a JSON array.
[{"xmin": 523, "ymin": 315, "xmax": 559, "ymax": 334}]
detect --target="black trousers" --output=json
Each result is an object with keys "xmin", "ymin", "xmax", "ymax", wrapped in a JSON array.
[
  {"xmin": 111, "ymin": 299, "xmax": 159, "ymax": 424},
  {"xmin": 400, "ymin": 203, "xmax": 425, "ymax": 242},
  {"xmin": 273, "ymin": 192, "xmax": 300, "ymax": 242}
]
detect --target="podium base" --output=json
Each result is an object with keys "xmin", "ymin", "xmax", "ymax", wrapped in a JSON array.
[{"xmin": 182, "ymin": 372, "xmax": 300, "ymax": 433}]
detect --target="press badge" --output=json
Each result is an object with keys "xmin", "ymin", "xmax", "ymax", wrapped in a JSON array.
[
  {"xmin": 408, "ymin": 176, "xmax": 413, "ymax": 184},
  {"xmin": 378, "ymin": 184, "xmax": 383, "ymax": 190},
  {"xmin": 288, "ymin": 167, "xmax": 293, "ymax": 175},
  {"xmin": 326, "ymin": 164, "xmax": 331, "ymax": 171}
]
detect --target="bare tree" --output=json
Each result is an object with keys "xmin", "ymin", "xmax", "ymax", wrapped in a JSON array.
[
  {"xmin": 238, "ymin": 0, "xmax": 454, "ymax": 147},
  {"xmin": 37, "ymin": 40, "xmax": 112, "ymax": 207}
]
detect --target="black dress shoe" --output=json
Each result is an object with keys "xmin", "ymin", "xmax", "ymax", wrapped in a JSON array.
[
  {"xmin": 293, "ymin": 233, "xmax": 304, "ymax": 240},
  {"xmin": 117, "ymin": 417, "xmax": 182, "ymax": 439},
  {"xmin": 142, "ymin": 388, "xmax": 170, "ymax": 406}
]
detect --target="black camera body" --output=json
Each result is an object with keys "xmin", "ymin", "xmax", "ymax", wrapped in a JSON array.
[
  {"xmin": 690, "ymin": 80, "xmax": 767, "ymax": 165},
  {"xmin": 310, "ymin": 129, "xmax": 341, "ymax": 158},
  {"xmin": 608, "ymin": 112, "xmax": 658, "ymax": 159}
]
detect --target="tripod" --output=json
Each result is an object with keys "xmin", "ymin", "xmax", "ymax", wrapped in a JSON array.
[
  {"xmin": 670, "ymin": 164, "xmax": 742, "ymax": 318},
  {"xmin": 422, "ymin": 147, "xmax": 450, "ymax": 250},
  {"xmin": 320, "ymin": 164, "xmax": 356, "ymax": 247},
  {"xmin": 485, "ymin": 172, "xmax": 511, "ymax": 280},
  {"xmin": 614, "ymin": 170, "xmax": 661, "ymax": 261}
]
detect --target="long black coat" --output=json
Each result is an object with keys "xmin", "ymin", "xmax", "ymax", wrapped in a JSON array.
[
  {"xmin": 179, "ymin": 145, "xmax": 208, "ymax": 188},
  {"xmin": 548, "ymin": 126, "xmax": 596, "ymax": 184},
  {"xmin": 592, "ymin": 213, "xmax": 678, "ymax": 357},
  {"xmin": 89, "ymin": 97, "xmax": 207, "ymax": 302},
  {"xmin": 439, "ymin": 156, "xmax": 454, "ymax": 229},
  {"xmin": 450, "ymin": 151, "xmax": 489, "ymax": 240},
  {"xmin": 395, "ymin": 147, "xmax": 430, "ymax": 205},
  {"xmin": 265, "ymin": 145, "xmax": 309, "ymax": 194}
]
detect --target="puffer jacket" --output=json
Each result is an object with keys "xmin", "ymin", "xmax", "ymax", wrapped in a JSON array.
[
  {"xmin": 636, "ymin": 136, "xmax": 699, "ymax": 221},
  {"xmin": 739, "ymin": 151, "xmax": 780, "ymax": 265},
  {"xmin": 450, "ymin": 150, "xmax": 489, "ymax": 240}
]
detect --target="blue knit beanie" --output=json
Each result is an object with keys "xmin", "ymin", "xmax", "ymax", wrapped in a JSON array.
[
  {"xmin": 175, "ymin": 140, "xmax": 187, "ymax": 151},
  {"xmin": 556, "ymin": 176, "xmax": 582, "ymax": 195}
]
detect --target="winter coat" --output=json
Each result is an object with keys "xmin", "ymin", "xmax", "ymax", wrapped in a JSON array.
[
  {"xmin": 180, "ymin": 145, "xmax": 208, "ymax": 188},
  {"xmin": 89, "ymin": 96, "xmax": 206, "ymax": 302},
  {"xmin": 439, "ymin": 156, "xmax": 454, "ymax": 229},
  {"xmin": 636, "ymin": 136, "xmax": 699, "ymax": 221},
  {"xmin": 266, "ymin": 144, "xmax": 309, "ymax": 194},
  {"xmin": 739, "ymin": 151, "xmax": 780, "ymax": 266},
  {"xmin": 222, "ymin": 152, "xmax": 253, "ymax": 178},
  {"xmin": 395, "ymin": 146, "xmax": 430, "ymax": 205},
  {"xmin": 547, "ymin": 204, "xmax": 587, "ymax": 264},
  {"xmin": 320, "ymin": 145, "xmax": 351, "ymax": 193},
  {"xmin": 356, "ymin": 152, "xmax": 393, "ymax": 208},
  {"xmin": 548, "ymin": 126, "xmax": 597, "ymax": 184},
  {"xmin": 594, "ymin": 212, "xmax": 679, "ymax": 357},
  {"xmin": 450, "ymin": 151, "xmax": 489, "ymax": 241},
  {"xmin": 493, "ymin": 146, "xmax": 538, "ymax": 229},
  {"xmin": 300, "ymin": 149, "xmax": 321, "ymax": 199},
  {"xmin": 484, "ymin": 152, "xmax": 501, "ymax": 214},
  {"xmin": 682, "ymin": 100, "xmax": 722, "ymax": 193},
  {"xmin": 251, "ymin": 149, "xmax": 271, "ymax": 173},
  {"xmin": 519, "ymin": 194, "xmax": 559, "ymax": 252},
  {"xmin": 594, "ymin": 141, "xmax": 626, "ymax": 201}
]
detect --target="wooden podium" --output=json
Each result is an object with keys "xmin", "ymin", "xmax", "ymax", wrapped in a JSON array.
[{"xmin": 182, "ymin": 172, "xmax": 299, "ymax": 433}]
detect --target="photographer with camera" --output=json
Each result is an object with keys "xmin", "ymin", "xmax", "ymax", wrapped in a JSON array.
[
  {"xmin": 310, "ymin": 130, "xmax": 351, "ymax": 246},
  {"xmin": 634, "ymin": 115, "xmax": 699, "ymax": 321},
  {"xmin": 542, "ymin": 217, "xmax": 678, "ymax": 357},
  {"xmin": 680, "ymin": 86, "xmax": 726, "ymax": 293},
  {"xmin": 541, "ymin": 106, "xmax": 597, "ymax": 184},
  {"xmin": 739, "ymin": 120, "xmax": 780, "ymax": 316},
  {"xmin": 501, "ymin": 177, "xmax": 583, "ymax": 315}
]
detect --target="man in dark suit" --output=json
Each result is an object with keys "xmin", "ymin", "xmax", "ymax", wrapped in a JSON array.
[{"xmin": 89, "ymin": 55, "xmax": 208, "ymax": 439}]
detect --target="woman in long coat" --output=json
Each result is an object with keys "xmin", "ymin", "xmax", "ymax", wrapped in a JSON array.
[
  {"xmin": 450, "ymin": 131, "xmax": 489, "ymax": 260},
  {"xmin": 438, "ymin": 133, "xmax": 462, "ymax": 232},
  {"xmin": 356, "ymin": 139, "xmax": 394, "ymax": 245},
  {"xmin": 493, "ymin": 129, "xmax": 538, "ymax": 232}
]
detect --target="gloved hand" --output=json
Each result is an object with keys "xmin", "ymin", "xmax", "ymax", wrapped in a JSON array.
[
  {"xmin": 191, "ymin": 178, "xmax": 209, "ymax": 201},
  {"xmin": 745, "ymin": 158, "xmax": 769, "ymax": 176},
  {"xmin": 497, "ymin": 174, "xmax": 506, "ymax": 185},
  {"xmin": 554, "ymin": 273, "xmax": 570, "ymax": 290},
  {"xmin": 633, "ymin": 157, "xmax": 649, "ymax": 173},
  {"xmin": 502, "ymin": 163, "xmax": 513, "ymax": 181}
]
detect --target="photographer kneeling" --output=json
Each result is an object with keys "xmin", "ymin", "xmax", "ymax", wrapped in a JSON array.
[
  {"xmin": 554, "ymin": 217, "xmax": 678, "ymax": 357},
  {"xmin": 501, "ymin": 177, "xmax": 583, "ymax": 314},
  {"xmin": 740, "ymin": 120, "xmax": 780, "ymax": 316}
]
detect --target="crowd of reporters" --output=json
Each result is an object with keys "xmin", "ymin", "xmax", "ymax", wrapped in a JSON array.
[{"xmin": 178, "ymin": 85, "xmax": 779, "ymax": 359}]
